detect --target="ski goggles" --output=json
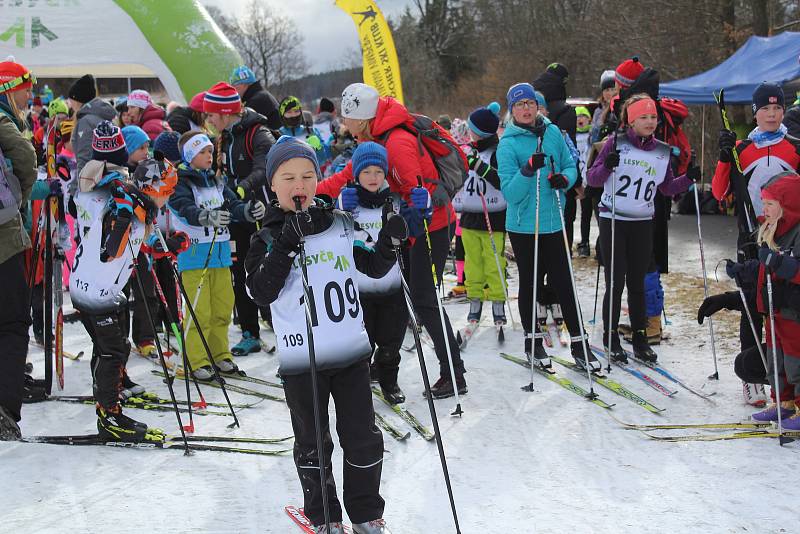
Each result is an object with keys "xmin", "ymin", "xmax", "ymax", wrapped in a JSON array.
[{"xmin": 0, "ymin": 71, "xmax": 36, "ymax": 94}]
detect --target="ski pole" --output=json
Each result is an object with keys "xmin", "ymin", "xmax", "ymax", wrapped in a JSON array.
[
  {"xmin": 589, "ymin": 260, "xmax": 600, "ymax": 326},
  {"xmin": 524, "ymin": 134, "xmax": 545, "ymax": 392},
  {"xmin": 394, "ymin": 243, "xmax": 462, "ymax": 534},
  {"xmin": 766, "ymin": 272, "xmax": 792, "ymax": 445},
  {"xmin": 551, "ymin": 157, "xmax": 597, "ymax": 398},
  {"xmin": 477, "ymin": 188, "xmax": 516, "ymax": 330},
  {"xmin": 43, "ymin": 194, "xmax": 54, "ymax": 394},
  {"xmin": 154, "ymin": 227, "xmax": 240, "ymax": 428},
  {"xmin": 293, "ymin": 197, "xmax": 332, "ymax": 532},
  {"xmin": 150, "ymin": 257, "xmax": 207, "ymax": 431},
  {"xmin": 691, "ymin": 151, "xmax": 719, "ymax": 380},
  {"xmin": 732, "ymin": 271, "xmax": 769, "ymax": 374},
  {"xmin": 127, "ymin": 241, "xmax": 192, "ymax": 456},
  {"xmin": 714, "ymin": 89, "xmax": 754, "ymax": 234},
  {"xmin": 605, "ymin": 132, "xmax": 619, "ymax": 373},
  {"xmin": 417, "ymin": 178, "xmax": 463, "ymax": 416}
]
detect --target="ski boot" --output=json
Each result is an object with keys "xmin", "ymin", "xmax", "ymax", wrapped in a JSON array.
[
  {"xmin": 424, "ymin": 375, "xmax": 467, "ymax": 399},
  {"xmin": 467, "ymin": 298, "xmax": 482, "ymax": 322},
  {"xmin": 752, "ymin": 401, "xmax": 796, "ymax": 422},
  {"xmin": 632, "ymin": 330, "xmax": 658, "ymax": 363},
  {"xmin": 314, "ymin": 523, "xmax": 346, "ymax": 534},
  {"xmin": 577, "ymin": 241, "xmax": 590, "ymax": 257},
  {"xmin": 22, "ymin": 375, "xmax": 47, "ymax": 403},
  {"xmin": 380, "ymin": 382, "xmax": 406, "ymax": 405},
  {"xmin": 96, "ymin": 404, "xmax": 148, "ymax": 441},
  {"xmin": 120, "ymin": 373, "xmax": 148, "ymax": 401},
  {"xmin": 571, "ymin": 338, "xmax": 601, "ymax": 372},
  {"xmin": 353, "ymin": 519, "xmax": 393, "ymax": 533},
  {"xmin": 525, "ymin": 333, "xmax": 551, "ymax": 369},
  {"xmin": 0, "ymin": 405, "xmax": 21, "ymax": 441},
  {"xmin": 492, "ymin": 301, "xmax": 506, "ymax": 325},
  {"xmin": 460, "ymin": 299, "xmax": 482, "ymax": 349},
  {"xmin": 604, "ymin": 330, "xmax": 628, "ymax": 364},
  {"xmin": 782, "ymin": 410, "xmax": 800, "ymax": 431},
  {"xmin": 216, "ymin": 359, "xmax": 240, "ymax": 374},
  {"xmin": 742, "ymin": 382, "xmax": 767, "ymax": 407},
  {"xmin": 192, "ymin": 365, "xmax": 215, "ymax": 381},
  {"xmin": 231, "ymin": 332, "xmax": 261, "ymax": 356},
  {"xmin": 135, "ymin": 340, "xmax": 156, "ymax": 357}
]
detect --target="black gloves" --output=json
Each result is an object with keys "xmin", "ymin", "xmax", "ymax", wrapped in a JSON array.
[
  {"xmin": 379, "ymin": 203, "xmax": 409, "ymax": 247},
  {"xmin": 521, "ymin": 152, "xmax": 546, "ymax": 177},
  {"xmin": 548, "ymin": 173, "xmax": 569, "ymax": 190},
  {"xmin": 603, "ymin": 150, "xmax": 620, "ymax": 170},
  {"xmin": 697, "ymin": 292, "xmax": 742, "ymax": 324},
  {"xmin": 278, "ymin": 209, "xmax": 314, "ymax": 252},
  {"xmin": 686, "ymin": 165, "xmax": 701, "ymax": 183},
  {"xmin": 718, "ymin": 129, "xmax": 737, "ymax": 163}
]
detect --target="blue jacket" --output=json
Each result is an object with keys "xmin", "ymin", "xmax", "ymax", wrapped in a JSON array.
[
  {"xmin": 168, "ymin": 164, "xmax": 249, "ymax": 272},
  {"xmin": 497, "ymin": 117, "xmax": 577, "ymax": 234}
]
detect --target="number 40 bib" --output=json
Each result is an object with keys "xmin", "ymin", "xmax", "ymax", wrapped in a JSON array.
[{"xmin": 600, "ymin": 136, "xmax": 671, "ymax": 221}]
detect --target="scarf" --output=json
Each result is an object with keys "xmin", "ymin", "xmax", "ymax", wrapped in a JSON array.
[{"xmin": 748, "ymin": 123, "xmax": 787, "ymax": 149}]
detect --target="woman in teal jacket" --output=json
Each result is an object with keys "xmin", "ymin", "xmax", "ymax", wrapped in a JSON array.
[{"xmin": 497, "ymin": 82, "xmax": 598, "ymax": 371}]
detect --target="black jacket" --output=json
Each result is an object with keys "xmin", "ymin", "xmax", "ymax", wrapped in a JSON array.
[
  {"xmin": 242, "ymin": 81, "xmax": 281, "ymax": 131},
  {"xmin": 784, "ymin": 105, "xmax": 800, "ymax": 139},
  {"xmin": 166, "ymin": 106, "xmax": 198, "ymax": 134},
  {"xmin": 220, "ymin": 108, "xmax": 276, "ymax": 203},
  {"xmin": 245, "ymin": 201, "xmax": 396, "ymax": 307}
]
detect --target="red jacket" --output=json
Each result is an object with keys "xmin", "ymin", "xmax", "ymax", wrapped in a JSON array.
[
  {"xmin": 317, "ymin": 97, "xmax": 456, "ymax": 233},
  {"xmin": 755, "ymin": 172, "xmax": 800, "ymax": 358},
  {"xmin": 136, "ymin": 104, "xmax": 170, "ymax": 140}
]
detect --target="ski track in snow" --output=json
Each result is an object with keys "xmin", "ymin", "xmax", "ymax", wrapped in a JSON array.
[{"xmin": 3, "ymin": 217, "xmax": 799, "ymax": 533}]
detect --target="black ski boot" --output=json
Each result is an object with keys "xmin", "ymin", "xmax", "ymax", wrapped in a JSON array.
[
  {"xmin": 577, "ymin": 241, "xmax": 590, "ymax": 257},
  {"xmin": 120, "ymin": 372, "xmax": 148, "ymax": 400},
  {"xmin": 632, "ymin": 330, "xmax": 658, "ymax": 363},
  {"xmin": 380, "ymin": 383, "xmax": 406, "ymax": 405},
  {"xmin": 97, "ymin": 405, "xmax": 148, "ymax": 441},
  {"xmin": 524, "ymin": 332, "xmax": 551, "ymax": 368},
  {"xmin": 22, "ymin": 375, "xmax": 47, "ymax": 403},
  {"xmin": 604, "ymin": 331, "xmax": 628, "ymax": 364},
  {"xmin": 571, "ymin": 338, "xmax": 601, "ymax": 372},
  {"xmin": 0, "ymin": 405, "xmax": 21, "ymax": 440}
]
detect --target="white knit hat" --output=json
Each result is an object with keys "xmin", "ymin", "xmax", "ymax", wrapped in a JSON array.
[
  {"xmin": 340, "ymin": 83, "xmax": 379, "ymax": 120},
  {"xmin": 127, "ymin": 89, "xmax": 152, "ymax": 109}
]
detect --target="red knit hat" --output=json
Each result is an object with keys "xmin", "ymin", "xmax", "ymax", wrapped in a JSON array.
[
  {"xmin": 204, "ymin": 82, "xmax": 241, "ymax": 114},
  {"xmin": 615, "ymin": 56, "xmax": 645, "ymax": 89},
  {"xmin": 189, "ymin": 91, "xmax": 206, "ymax": 113},
  {"xmin": 0, "ymin": 60, "xmax": 34, "ymax": 94}
]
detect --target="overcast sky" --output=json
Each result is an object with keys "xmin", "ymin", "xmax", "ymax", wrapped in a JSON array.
[{"xmin": 202, "ymin": 0, "xmax": 413, "ymax": 73}]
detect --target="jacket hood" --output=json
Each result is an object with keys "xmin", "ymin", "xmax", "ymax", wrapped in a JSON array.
[
  {"xmin": 369, "ymin": 97, "xmax": 411, "ymax": 137},
  {"xmin": 501, "ymin": 116, "xmax": 552, "ymax": 140},
  {"xmin": 761, "ymin": 172, "xmax": 800, "ymax": 237},
  {"xmin": 242, "ymin": 81, "xmax": 264, "ymax": 102},
  {"xmin": 532, "ymin": 71, "xmax": 567, "ymax": 103},
  {"xmin": 77, "ymin": 97, "xmax": 116, "ymax": 122},
  {"xmin": 233, "ymin": 107, "xmax": 269, "ymax": 133},
  {"xmin": 139, "ymin": 104, "xmax": 166, "ymax": 123}
]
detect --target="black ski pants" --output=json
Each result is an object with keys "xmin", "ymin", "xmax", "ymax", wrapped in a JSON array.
[
  {"xmin": 579, "ymin": 191, "xmax": 599, "ymax": 245},
  {"xmin": 283, "ymin": 359, "xmax": 385, "ymax": 526},
  {"xmin": 508, "ymin": 231, "xmax": 584, "ymax": 344},
  {"xmin": 80, "ymin": 307, "xmax": 131, "ymax": 410},
  {"xmin": 598, "ymin": 217, "xmax": 652, "ymax": 333},
  {"xmin": 564, "ymin": 188, "xmax": 577, "ymax": 250},
  {"xmin": 735, "ymin": 343, "xmax": 769, "ymax": 385},
  {"xmin": 362, "ymin": 290, "xmax": 407, "ymax": 388},
  {"xmin": 0, "ymin": 253, "xmax": 31, "ymax": 421},
  {"xmin": 230, "ymin": 221, "xmax": 260, "ymax": 339},
  {"xmin": 409, "ymin": 223, "xmax": 464, "ymax": 379}
]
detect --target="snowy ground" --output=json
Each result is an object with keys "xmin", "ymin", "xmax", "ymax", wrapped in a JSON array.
[{"xmin": 3, "ymin": 211, "xmax": 800, "ymax": 533}]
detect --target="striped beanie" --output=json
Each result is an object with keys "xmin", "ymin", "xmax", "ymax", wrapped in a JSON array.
[
  {"xmin": 204, "ymin": 82, "xmax": 242, "ymax": 115},
  {"xmin": 92, "ymin": 121, "xmax": 128, "ymax": 167}
]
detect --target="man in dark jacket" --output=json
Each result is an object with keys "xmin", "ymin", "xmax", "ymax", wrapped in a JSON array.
[
  {"xmin": 783, "ymin": 92, "xmax": 800, "ymax": 139},
  {"xmin": 533, "ymin": 63, "xmax": 577, "ymax": 144},
  {"xmin": 66, "ymin": 74, "xmax": 117, "ymax": 174},
  {"xmin": 230, "ymin": 65, "xmax": 281, "ymax": 131},
  {"xmin": 0, "ymin": 59, "xmax": 39, "ymax": 439}
]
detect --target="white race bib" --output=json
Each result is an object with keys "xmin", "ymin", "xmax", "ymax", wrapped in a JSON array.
[
  {"xmin": 452, "ymin": 147, "xmax": 506, "ymax": 213},
  {"xmin": 351, "ymin": 203, "xmax": 402, "ymax": 295},
  {"xmin": 169, "ymin": 181, "xmax": 230, "ymax": 245}
]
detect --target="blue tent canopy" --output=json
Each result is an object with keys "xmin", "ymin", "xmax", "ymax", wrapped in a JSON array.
[{"xmin": 660, "ymin": 32, "xmax": 800, "ymax": 105}]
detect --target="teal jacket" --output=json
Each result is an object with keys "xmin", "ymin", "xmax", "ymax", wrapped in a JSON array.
[{"xmin": 497, "ymin": 117, "xmax": 577, "ymax": 235}]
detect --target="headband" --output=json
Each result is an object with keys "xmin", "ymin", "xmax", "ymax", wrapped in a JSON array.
[
  {"xmin": 627, "ymin": 98, "xmax": 657, "ymax": 125},
  {"xmin": 182, "ymin": 133, "xmax": 213, "ymax": 164}
]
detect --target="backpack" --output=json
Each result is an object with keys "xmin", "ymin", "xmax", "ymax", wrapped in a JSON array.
[
  {"xmin": 0, "ymin": 146, "xmax": 22, "ymax": 225},
  {"xmin": 658, "ymin": 97, "xmax": 691, "ymax": 175},
  {"xmin": 383, "ymin": 114, "xmax": 468, "ymax": 206}
]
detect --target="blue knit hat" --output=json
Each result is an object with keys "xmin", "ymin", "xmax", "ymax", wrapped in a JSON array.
[
  {"xmin": 121, "ymin": 125, "xmax": 149, "ymax": 154},
  {"xmin": 352, "ymin": 142, "xmax": 388, "ymax": 180},
  {"xmin": 506, "ymin": 83, "xmax": 537, "ymax": 109},
  {"xmin": 153, "ymin": 131, "xmax": 181, "ymax": 163},
  {"xmin": 230, "ymin": 65, "xmax": 257, "ymax": 86},
  {"xmin": 265, "ymin": 136, "xmax": 321, "ymax": 186},
  {"xmin": 467, "ymin": 102, "xmax": 501, "ymax": 138}
]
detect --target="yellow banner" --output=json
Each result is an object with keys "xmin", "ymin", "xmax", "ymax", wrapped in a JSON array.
[{"xmin": 335, "ymin": 0, "xmax": 403, "ymax": 104}]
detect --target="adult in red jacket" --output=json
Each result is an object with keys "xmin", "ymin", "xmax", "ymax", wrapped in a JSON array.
[
  {"xmin": 127, "ymin": 89, "xmax": 169, "ymax": 140},
  {"xmin": 317, "ymin": 83, "xmax": 465, "ymax": 399}
]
